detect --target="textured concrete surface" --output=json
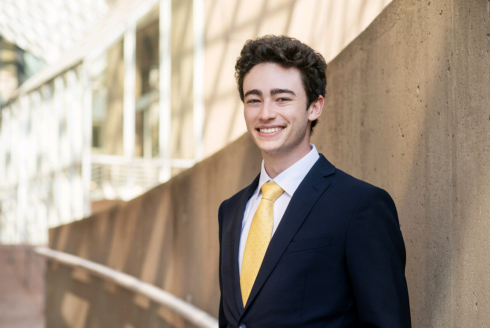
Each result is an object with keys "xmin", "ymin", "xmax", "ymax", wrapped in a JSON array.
[
  {"xmin": 46, "ymin": 0, "xmax": 490, "ymax": 327},
  {"xmin": 0, "ymin": 246, "xmax": 44, "ymax": 328},
  {"xmin": 313, "ymin": 0, "xmax": 490, "ymax": 326}
]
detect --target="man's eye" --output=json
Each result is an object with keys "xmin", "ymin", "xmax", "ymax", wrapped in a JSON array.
[
  {"xmin": 277, "ymin": 98, "xmax": 291, "ymax": 102},
  {"xmin": 247, "ymin": 99, "xmax": 260, "ymax": 103}
]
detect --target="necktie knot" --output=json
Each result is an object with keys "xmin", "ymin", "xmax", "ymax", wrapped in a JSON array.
[{"xmin": 261, "ymin": 181, "xmax": 284, "ymax": 203}]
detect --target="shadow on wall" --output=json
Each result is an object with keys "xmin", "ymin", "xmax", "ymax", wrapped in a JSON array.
[
  {"xmin": 171, "ymin": 0, "xmax": 195, "ymax": 161},
  {"xmin": 46, "ymin": 0, "xmax": 490, "ymax": 327},
  {"xmin": 202, "ymin": 0, "xmax": 393, "ymax": 157},
  {"xmin": 313, "ymin": 0, "xmax": 490, "ymax": 326},
  {"xmin": 203, "ymin": 0, "xmax": 298, "ymax": 148}
]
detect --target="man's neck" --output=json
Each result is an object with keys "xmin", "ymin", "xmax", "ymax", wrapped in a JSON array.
[{"xmin": 262, "ymin": 143, "xmax": 312, "ymax": 179}]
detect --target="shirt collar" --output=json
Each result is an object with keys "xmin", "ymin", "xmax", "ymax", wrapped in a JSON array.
[{"xmin": 256, "ymin": 144, "xmax": 320, "ymax": 199}]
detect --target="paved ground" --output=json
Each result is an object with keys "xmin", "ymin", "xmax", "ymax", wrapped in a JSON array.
[{"xmin": 0, "ymin": 245, "xmax": 44, "ymax": 328}]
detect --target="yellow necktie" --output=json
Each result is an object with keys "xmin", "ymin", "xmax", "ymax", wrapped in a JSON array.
[{"xmin": 240, "ymin": 180, "xmax": 284, "ymax": 306}]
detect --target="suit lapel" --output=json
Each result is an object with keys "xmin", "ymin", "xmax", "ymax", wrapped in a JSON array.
[
  {"xmin": 231, "ymin": 174, "xmax": 260, "ymax": 315},
  {"xmin": 243, "ymin": 155, "xmax": 336, "ymax": 311}
]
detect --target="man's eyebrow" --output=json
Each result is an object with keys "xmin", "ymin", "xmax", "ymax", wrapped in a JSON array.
[
  {"xmin": 270, "ymin": 88, "xmax": 296, "ymax": 96},
  {"xmin": 244, "ymin": 89, "xmax": 262, "ymax": 97}
]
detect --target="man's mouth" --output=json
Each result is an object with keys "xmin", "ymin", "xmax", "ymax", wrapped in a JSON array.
[{"xmin": 257, "ymin": 127, "xmax": 284, "ymax": 134}]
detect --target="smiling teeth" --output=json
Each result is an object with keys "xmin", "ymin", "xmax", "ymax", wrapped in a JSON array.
[{"xmin": 260, "ymin": 127, "xmax": 282, "ymax": 134}]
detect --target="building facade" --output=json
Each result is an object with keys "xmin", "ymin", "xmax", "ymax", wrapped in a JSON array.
[{"xmin": 0, "ymin": 0, "xmax": 392, "ymax": 244}]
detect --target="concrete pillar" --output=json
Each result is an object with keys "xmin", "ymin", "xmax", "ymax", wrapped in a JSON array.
[
  {"xmin": 53, "ymin": 77, "xmax": 65, "ymax": 225},
  {"xmin": 82, "ymin": 62, "xmax": 92, "ymax": 217},
  {"xmin": 124, "ymin": 22, "xmax": 137, "ymax": 198},
  {"xmin": 17, "ymin": 97, "xmax": 29, "ymax": 243},
  {"xmin": 159, "ymin": 0, "xmax": 172, "ymax": 181},
  {"xmin": 193, "ymin": 0, "xmax": 205, "ymax": 162}
]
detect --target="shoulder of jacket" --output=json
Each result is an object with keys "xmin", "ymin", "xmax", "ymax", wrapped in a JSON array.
[
  {"xmin": 333, "ymin": 168, "xmax": 392, "ymax": 200},
  {"xmin": 222, "ymin": 186, "xmax": 248, "ymax": 206}
]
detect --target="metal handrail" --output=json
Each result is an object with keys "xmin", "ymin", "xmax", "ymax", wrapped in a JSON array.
[{"xmin": 35, "ymin": 247, "xmax": 218, "ymax": 328}]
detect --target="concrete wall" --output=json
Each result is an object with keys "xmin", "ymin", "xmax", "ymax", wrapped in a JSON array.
[
  {"xmin": 171, "ymin": 0, "xmax": 196, "ymax": 162},
  {"xmin": 47, "ymin": 136, "xmax": 261, "ymax": 327},
  {"xmin": 313, "ymin": 0, "xmax": 490, "ymax": 325},
  {"xmin": 46, "ymin": 0, "xmax": 490, "ymax": 327}
]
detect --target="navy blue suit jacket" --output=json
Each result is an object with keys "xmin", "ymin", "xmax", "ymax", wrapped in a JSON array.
[{"xmin": 218, "ymin": 154, "xmax": 411, "ymax": 327}]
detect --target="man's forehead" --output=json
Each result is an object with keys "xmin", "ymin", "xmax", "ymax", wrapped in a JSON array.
[{"xmin": 243, "ymin": 63, "xmax": 303, "ymax": 94}]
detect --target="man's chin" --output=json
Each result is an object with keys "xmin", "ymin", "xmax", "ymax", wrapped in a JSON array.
[{"xmin": 258, "ymin": 145, "xmax": 286, "ymax": 157}]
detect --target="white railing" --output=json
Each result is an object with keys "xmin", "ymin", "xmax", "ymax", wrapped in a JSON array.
[
  {"xmin": 90, "ymin": 154, "xmax": 195, "ymax": 201},
  {"xmin": 35, "ymin": 247, "xmax": 218, "ymax": 328}
]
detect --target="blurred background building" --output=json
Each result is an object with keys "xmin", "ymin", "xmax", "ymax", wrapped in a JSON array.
[
  {"xmin": 0, "ymin": 0, "xmax": 108, "ymax": 245},
  {"xmin": 0, "ymin": 1, "xmax": 394, "ymax": 325},
  {"xmin": 2, "ymin": 0, "xmax": 490, "ymax": 327},
  {"xmin": 0, "ymin": 0, "xmax": 392, "ymax": 245}
]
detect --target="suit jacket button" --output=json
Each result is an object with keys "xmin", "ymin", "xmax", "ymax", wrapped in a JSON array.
[{"xmin": 238, "ymin": 325, "xmax": 247, "ymax": 328}]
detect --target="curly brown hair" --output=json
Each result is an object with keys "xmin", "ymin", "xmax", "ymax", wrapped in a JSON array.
[{"xmin": 235, "ymin": 35, "xmax": 327, "ymax": 134}]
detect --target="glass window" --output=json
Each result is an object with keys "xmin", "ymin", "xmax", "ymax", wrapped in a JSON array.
[
  {"xmin": 91, "ymin": 40, "xmax": 125, "ymax": 155},
  {"xmin": 135, "ymin": 18, "xmax": 159, "ymax": 158}
]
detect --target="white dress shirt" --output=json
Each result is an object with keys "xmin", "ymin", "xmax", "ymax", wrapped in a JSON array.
[{"xmin": 239, "ymin": 144, "xmax": 320, "ymax": 273}]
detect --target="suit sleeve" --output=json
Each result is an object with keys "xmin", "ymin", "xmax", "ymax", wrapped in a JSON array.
[
  {"xmin": 217, "ymin": 202, "xmax": 228, "ymax": 328},
  {"xmin": 345, "ymin": 187, "xmax": 411, "ymax": 327}
]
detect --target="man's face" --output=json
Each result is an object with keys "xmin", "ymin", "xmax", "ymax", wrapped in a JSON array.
[{"xmin": 243, "ymin": 62, "xmax": 321, "ymax": 157}]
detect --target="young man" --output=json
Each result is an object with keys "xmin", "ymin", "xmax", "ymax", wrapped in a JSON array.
[{"xmin": 218, "ymin": 35, "xmax": 411, "ymax": 328}]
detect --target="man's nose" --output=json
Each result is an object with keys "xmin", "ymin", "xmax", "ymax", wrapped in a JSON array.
[{"xmin": 258, "ymin": 101, "xmax": 277, "ymax": 121}]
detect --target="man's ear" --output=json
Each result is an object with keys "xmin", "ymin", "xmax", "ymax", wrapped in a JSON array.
[{"xmin": 308, "ymin": 95, "xmax": 324, "ymax": 121}]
